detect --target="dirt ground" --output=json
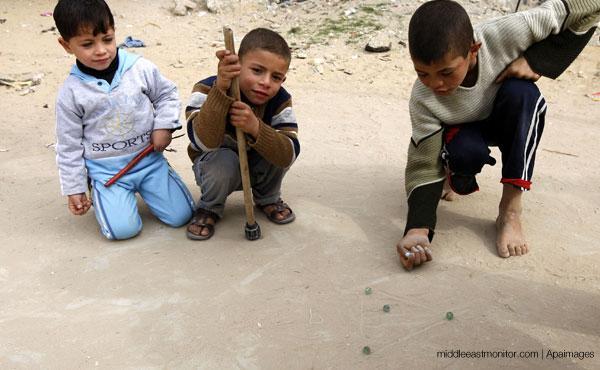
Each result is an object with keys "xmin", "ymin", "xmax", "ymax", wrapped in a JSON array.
[{"xmin": 1, "ymin": 0, "xmax": 600, "ymax": 368}]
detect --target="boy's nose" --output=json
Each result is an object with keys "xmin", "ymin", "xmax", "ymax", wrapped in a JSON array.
[
  {"xmin": 95, "ymin": 45, "xmax": 107, "ymax": 55},
  {"xmin": 432, "ymin": 79, "xmax": 444, "ymax": 88},
  {"xmin": 259, "ymin": 75, "xmax": 271, "ymax": 87}
]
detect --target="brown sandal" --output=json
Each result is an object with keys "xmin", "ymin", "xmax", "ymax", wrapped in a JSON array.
[
  {"xmin": 186, "ymin": 208, "xmax": 219, "ymax": 240},
  {"xmin": 260, "ymin": 199, "xmax": 295, "ymax": 225}
]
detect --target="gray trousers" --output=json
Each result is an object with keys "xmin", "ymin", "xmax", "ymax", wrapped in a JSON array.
[{"xmin": 192, "ymin": 148, "xmax": 287, "ymax": 218}]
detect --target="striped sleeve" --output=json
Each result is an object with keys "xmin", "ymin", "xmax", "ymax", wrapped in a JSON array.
[
  {"xmin": 249, "ymin": 97, "xmax": 300, "ymax": 169},
  {"xmin": 518, "ymin": 0, "xmax": 600, "ymax": 38},
  {"xmin": 561, "ymin": 0, "xmax": 600, "ymax": 34},
  {"xmin": 474, "ymin": 0, "xmax": 599, "ymax": 73},
  {"xmin": 185, "ymin": 80, "xmax": 234, "ymax": 154},
  {"xmin": 403, "ymin": 100, "xmax": 445, "ymax": 238},
  {"xmin": 405, "ymin": 98, "xmax": 446, "ymax": 198}
]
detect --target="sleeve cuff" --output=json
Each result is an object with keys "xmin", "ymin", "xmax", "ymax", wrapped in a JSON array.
[
  {"xmin": 404, "ymin": 180, "xmax": 443, "ymax": 242},
  {"xmin": 523, "ymin": 27, "xmax": 596, "ymax": 79},
  {"xmin": 153, "ymin": 123, "xmax": 182, "ymax": 131},
  {"xmin": 204, "ymin": 85, "xmax": 235, "ymax": 114}
]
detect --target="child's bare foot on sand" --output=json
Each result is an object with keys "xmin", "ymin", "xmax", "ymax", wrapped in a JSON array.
[
  {"xmin": 496, "ymin": 211, "xmax": 528, "ymax": 257},
  {"xmin": 441, "ymin": 179, "xmax": 457, "ymax": 201},
  {"xmin": 496, "ymin": 184, "xmax": 528, "ymax": 258}
]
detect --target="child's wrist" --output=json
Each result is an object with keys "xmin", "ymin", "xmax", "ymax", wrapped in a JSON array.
[
  {"xmin": 406, "ymin": 228, "xmax": 430, "ymax": 237},
  {"xmin": 214, "ymin": 78, "xmax": 228, "ymax": 93},
  {"xmin": 250, "ymin": 118, "xmax": 260, "ymax": 138}
]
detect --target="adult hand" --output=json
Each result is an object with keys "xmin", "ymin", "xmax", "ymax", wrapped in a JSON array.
[
  {"xmin": 229, "ymin": 101, "xmax": 260, "ymax": 138},
  {"xmin": 151, "ymin": 129, "xmax": 172, "ymax": 152},
  {"xmin": 396, "ymin": 228, "xmax": 432, "ymax": 270},
  {"xmin": 215, "ymin": 50, "xmax": 241, "ymax": 93},
  {"xmin": 496, "ymin": 56, "xmax": 541, "ymax": 83},
  {"xmin": 68, "ymin": 193, "xmax": 92, "ymax": 215}
]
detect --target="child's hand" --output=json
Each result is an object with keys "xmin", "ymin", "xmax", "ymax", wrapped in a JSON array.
[
  {"xmin": 68, "ymin": 193, "xmax": 92, "ymax": 215},
  {"xmin": 229, "ymin": 101, "xmax": 259, "ymax": 138},
  {"xmin": 151, "ymin": 129, "xmax": 172, "ymax": 152},
  {"xmin": 495, "ymin": 56, "xmax": 541, "ymax": 83},
  {"xmin": 396, "ymin": 229, "xmax": 432, "ymax": 270},
  {"xmin": 215, "ymin": 50, "xmax": 241, "ymax": 93}
]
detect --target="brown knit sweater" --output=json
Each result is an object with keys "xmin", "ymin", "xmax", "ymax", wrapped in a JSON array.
[{"xmin": 185, "ymin": 76, "xmax": 300, "ymax": 168}]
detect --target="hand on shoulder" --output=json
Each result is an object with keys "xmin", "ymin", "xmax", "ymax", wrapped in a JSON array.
[{"xmin": 496, "ymin": 56, "xmax": 541, "ymax": 84}]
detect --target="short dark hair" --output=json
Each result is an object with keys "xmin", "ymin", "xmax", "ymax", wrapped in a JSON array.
[
  {"xmin": 238, "ymin": 28, "xmax": 291, "ymax": 66},
  {"xmin": 408, "ymin": 0, "xmax": 473, "ymax": 64},
  {"xmin": 53, "ymin": 0, "xmax": 114, "ymax": 41}
]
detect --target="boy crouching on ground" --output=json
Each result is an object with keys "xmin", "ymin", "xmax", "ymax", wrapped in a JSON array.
[
  {"xmin": 185, "ymin": 28, "xmax": 300, "ymax": 240},
  {"xmin": 398, "ymin": 0, "xmax": 599, "ymax": 269}
]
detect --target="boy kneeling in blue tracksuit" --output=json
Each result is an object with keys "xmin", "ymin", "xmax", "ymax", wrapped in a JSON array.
[{"xmin": 53, "ymin": 0, "xmax": 194, "ymax": 240}]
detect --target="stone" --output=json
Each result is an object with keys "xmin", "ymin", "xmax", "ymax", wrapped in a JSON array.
[
  {"xmin": 365, "ymin": 32, "xmax": 392, "ymax": 53},
  {"xmin": 294, "ymin": 51, "xmax": 307, "ymax": 59},
  {"xmin": 206, "ymin": 0, "xmax": 230, "ymax": 13},
  {"xmin": 172, "ymin": 0, "xmax": 197, "ymax": 16}
]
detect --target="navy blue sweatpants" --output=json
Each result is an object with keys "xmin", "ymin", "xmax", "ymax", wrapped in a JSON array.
[{"xmin": 442, "ymin": 78, "xmax": 547, "ymax": 194}]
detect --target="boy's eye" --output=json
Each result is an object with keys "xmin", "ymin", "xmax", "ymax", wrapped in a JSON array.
[{"xmin": 441, "ymin": 70, "xmax": 453, "ymax": 76}]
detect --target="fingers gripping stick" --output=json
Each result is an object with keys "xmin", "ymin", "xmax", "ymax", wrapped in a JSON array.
[{"xmin": 223, "ymin": 27, "xmax": 261, "ymax": 241}]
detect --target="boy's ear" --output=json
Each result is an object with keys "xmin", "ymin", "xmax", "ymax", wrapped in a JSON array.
[
  {"xmin": 469, "ymin": 41, "xmax": 482, "ymax": 55},
  {"xmin": 58, "ymin": 37, "xmax": 73, "ymax": 54}
]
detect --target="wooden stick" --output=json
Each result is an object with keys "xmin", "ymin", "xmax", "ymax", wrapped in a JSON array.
[
  {"xmin": 104, "ymin": 144, "xmax": 154, "ymax": 187},
  {"xmin": 223, "ymin": 27, "xmax": 261, "ymax": 240}
]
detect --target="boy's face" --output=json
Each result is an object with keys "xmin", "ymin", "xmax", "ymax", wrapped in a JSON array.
[
  {"xmin": 413, "ymin": 42, "xmax": 481, "ymax": 96},
  {"xmin": 238, "ymin": 49, "xmax": 288, "ymax": 105},
  {"xmin": 58, "ymin": 27, "xmax": 117, "ymax": 71}
]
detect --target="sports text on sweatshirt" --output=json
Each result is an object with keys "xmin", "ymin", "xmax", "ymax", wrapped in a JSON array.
[{"xmin": 55, "ymin": 49, "xmax": 182, "ymax": 195}]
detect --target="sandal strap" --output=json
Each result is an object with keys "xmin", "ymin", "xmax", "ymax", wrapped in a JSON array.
[
  {"xmin": 188, "ymin": 221, "xmax": 214, "ymax": 234},
  {"xmin": 264, "ymin": 199, "xmax": 292, "ymax": 218},
  {"xmin": 191, "ymin": 208, "xmax": 219, "ymax": 225},
  {"xmin": 186, "ymin": 208, "xmax": 217, "ymax": 240}
]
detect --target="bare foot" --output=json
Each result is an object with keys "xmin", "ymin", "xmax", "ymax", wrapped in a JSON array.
[
  {"xmin": 496, "ymin": 211, "xmax": 528, "ymax": 257},
  {"xmin": 441, "ymin": 179, "xmax": 457, "ymax": 201},
  {"xmin": 495, "ymin": 184, "xmax": 528, "ymax": 257}
]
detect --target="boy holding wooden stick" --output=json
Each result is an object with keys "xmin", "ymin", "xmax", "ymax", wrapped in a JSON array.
[{"xmin": 185, "ymin": 28, "xmax": 300, "ymax": 240}]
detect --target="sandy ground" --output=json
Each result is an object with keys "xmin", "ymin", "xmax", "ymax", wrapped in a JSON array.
[{"xmin": 1, "ymin": 0, "xmax": 600, "ymax": 368}]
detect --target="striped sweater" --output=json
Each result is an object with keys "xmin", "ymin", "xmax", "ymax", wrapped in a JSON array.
[
  {"xmin": 405, "ymin": 0, "xmax": 600, "ymax": 237},
  {"xmin": 185, "ymin": 76, "xmax": 300, "ymax": 168}
]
